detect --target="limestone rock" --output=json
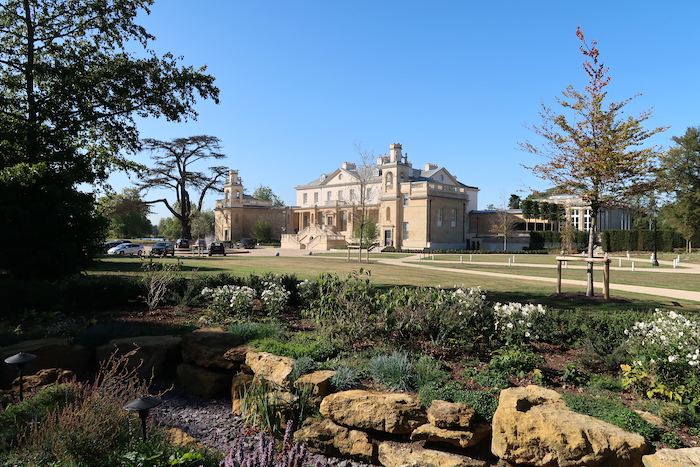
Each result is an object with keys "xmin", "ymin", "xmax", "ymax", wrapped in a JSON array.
[
  {"xmin": 294, "ymin": 417, "xmax": 376, "ymax": 462},
  {"xmin": 492, "ymin": 385, "xmax": 648, "ymax": 467},
  {"xmin": 294, "ymin": 370, "xmax": 336, "ymax": 399},
  {"xmin": 15, "ymin": 368, "xmax": 75, "ymax": 391},
  {"xmin": 181, "ymin": 328, "xmax": 243, "ymax": 370},
  {"xmin": 176, "ymin": 362, "xmax": 234, "ymax": 398},
  {"xmin": 642, "ymin": 447, "xmax": 700, "ymax": 466},
  {"xmin": 167, "ymin": 428, "xmax": 203, "ymax": 448},
  {"xmin": 427, "ymin": 399, "xmax": 477, "ymax": 429},
  {"xmin": 411, "ymin": 422, "xmax": 491, "ymax": 449},
  {"xmin": 96, "ymin": 335, "xmax": 182, "ymax": 380},
  {"xmin": 222, "ymin": 344, "xmax": 254, "ymax": 366},
  {"xmin": 0, "ymin": 338, "xmax": 90, "ymax": 389},
  {"xmin": 378, "ymin": 441, "xmax": 487, "ymax": 467},
  {"xmin": 320, "ymin": 389, "xmax": 427, "ymax": 434},
  {"xmin": 231, "ymin": 373, "xmax": 254, "ymax": 415},
  {"xmin": 245, "ymin": 351, "xmax": 294, "ymax": 390}
]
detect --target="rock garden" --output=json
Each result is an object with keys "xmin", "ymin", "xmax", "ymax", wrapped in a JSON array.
[{"xmin": 2, "ymin": 265, "xmax": 700, "ymax": 466}]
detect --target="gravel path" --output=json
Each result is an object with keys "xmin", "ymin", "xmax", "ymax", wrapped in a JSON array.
[{"xmin": 153, "ymin": 387, "xmax": 380, "ymax": 467}]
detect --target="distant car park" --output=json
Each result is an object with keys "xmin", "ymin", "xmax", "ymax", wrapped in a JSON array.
[
  {"xmin": 103, "ymin": 239, "xmax": 128, "ymax": 252},
  {"xmin": 175, "ymin": 238, "xmax": 190, "ymax": 249},
  {"xmin": 193, "ymin": 239, "xmax": 207, "ymax": 249},
  {"xmin": 150, "ymin": 241, "xmax": 174, "ymax": 256},
  {"xmin": 107, "ymin": 243, "xmax": 144, "ymax": 256},
  {"xmin": 208, "ymin": 241, "xmax": 227, "ymax": 256}
]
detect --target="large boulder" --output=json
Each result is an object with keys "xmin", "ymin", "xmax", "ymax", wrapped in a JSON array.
[
  {"xmin": 320, "ymin": 389, "xmax": 427, "ymax": 434},
  {"xmin": 294, "ymin": 417, "xmax": 376, "ymax": 463},
  {"xmin": 411, "ymin": 399, "xmax": 490, "ymax": 449},
  {"xmin": 492, "ymin": 385, "xmax": 648, "ymax": 467},
  {"xmin": 181, "ymin": 328, "xmax": 243, "ymax": 370},
  {"xmin": 0, "ymin": 338, "xmax": 90, "ymax": 389},
  {"xmin": 642, "ymin": 447, "xmax": 700, "ymax": 466},
  {"xmin": 294, "ymin": 369, "xmax": 336, "ymax": 399},
  {"xmin": 378, "ymin": 441, "xmax": 487, "ymax": 467},
  {"xmin": 176, "ymin": 362, "xmax": 234, "ymax": 398},
  {"xmin": 96, "ymin": 335, "xmax": 182, "ymax": 380},
  {"xmin": 245, "ymin": 351, "xmax": 294, "ymax": 390}
]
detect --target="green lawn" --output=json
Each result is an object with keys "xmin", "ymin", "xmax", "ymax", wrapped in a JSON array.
[{"xmin": 90, "ymin": 253, "xmax": 700, "ymax": 313}]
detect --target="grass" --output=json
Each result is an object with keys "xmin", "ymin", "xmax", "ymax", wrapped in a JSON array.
[{"xmin": 88, "ymin": 253, "xmax": 700, "ymax": 313}]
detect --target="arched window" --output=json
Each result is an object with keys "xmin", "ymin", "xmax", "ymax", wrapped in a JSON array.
[
  {"xmin": 385, "ymin": 172, "xmax": 393, "ymax": 189},
  {"xmin": 386, "ymin": 207, "xmax": 391, "ymax": 222}
]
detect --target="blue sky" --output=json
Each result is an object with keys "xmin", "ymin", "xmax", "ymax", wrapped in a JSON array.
[{"xmin": 108, "ymin": 1, "xmax": 700, "ymax": 223}]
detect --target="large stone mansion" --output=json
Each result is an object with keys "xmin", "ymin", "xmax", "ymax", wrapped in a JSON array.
[{"xmin": 214, "ymin": 143, "xmax": 632, "ymax": 251}]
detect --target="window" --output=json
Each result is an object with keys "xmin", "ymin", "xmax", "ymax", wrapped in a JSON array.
[
  {"xmin": 584, "ymin": 209, "xmax": 592, "ymax": 231},
  {"xmin": 437, "ymin": 208, "xmax": 443, "ymax": 227},
  {"xmin": 386, "ymin": 207, "xmax": 391, "ymax": 222},
  {"xmin": 338, "ymin": 190, "xmax": 343, "ymax": 201},
  {"xmin": 366, "ymin": 188, "xmax": 372, "ymax": 200},
  {"xmin": 385, "ymin": 172, "xmax": 393, "ymax": 190},
  {"xmin": 224, "ymin": 229, "xmax": 229, "ymax": 241},
  {"xmin": 303, "ymin": 193, "xmax": 308, "ymax": 204},
  {"xmin": 350, "ymin": 189, "xmax": 356, "ymax": 201},
  {"xmin": 571, "ymin": 209, "xmax": 580, "ymax": 230},
  {"xmin": 402, "ymin": 222, "xmax": 409, "ymax": 240},
  {"xmin": 327, "ymin": 191, "xmax": 332, "ymax": 201},
  {"xmin": 403, "ymin": 197, "xmax": 408, "ymax": 206},
  {"xmin": 314, "ymin": 192, "xmax": 318, "ymax": 203},
  {"xmin": 451, "ymin": 208, "xmax": 457, "ymax": 227}
]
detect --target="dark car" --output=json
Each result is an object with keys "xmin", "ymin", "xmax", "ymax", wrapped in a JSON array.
[
  {"xmin": 236, "ymin": 238, "xmax": 256, "ymax": 249},
  {"xmin": 208, "ymin": 241, "xmax": 227, "ymax": 256},
  {"xmin": 150, "ymin": 241, "xmax": 174, "ymax": 256},
  {"xmin": 175, "ymin": 238, "xmax": 190, "ymax": 249},
  {"xmin": 102, "ymin": 239, "xmax": 128, "ymax": 252}
]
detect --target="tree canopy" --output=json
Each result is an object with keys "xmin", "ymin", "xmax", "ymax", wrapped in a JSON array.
[
  {"xmin": 98, "ymin": 188, "xmax": 153, "ymax": 238},
  {"xmin": 0, "ymin": 0, "xmax": 219, "ymax": 279},
  {"xmin": 253, "ymin": 185, "xmax": 285, "ymax": 206},
  {"xmin": 138, "ymin": 135, "xmax": 227, "ymax": 239},
  {"xmin": 520, "ymin": 27, "xmax": 666, "ymax": 295}
]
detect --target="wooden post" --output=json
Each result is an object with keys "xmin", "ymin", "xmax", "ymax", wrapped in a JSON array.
[
  {"xmin": 557, "ymin": 260, "xmax": 562, "ymax": 294},
  {"xmin": 603, "ymin": 259, "xmax": 610, "ymax": 300}
]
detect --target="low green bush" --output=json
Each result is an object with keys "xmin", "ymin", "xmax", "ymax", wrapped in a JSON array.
[
  {"xmin": 250, "ymin": 332, "xmax": 339, "ymax": 360},
  {"xmin": 418, "ymin": 381, "xmax": 498, "ymax": 422},
  {"xmin": 368, "ymin": 351, "xmax": 417, "ymax": 392},
  {"xmin": 561, "ymin": 393, "xmax": 661, "ymax": 442},
  {"xmin": 228, "ymin": 321, "xmax": 285, "ymax": 342},
  {"xmin": 291, "ymin": 356, "xmax": 317, "ymax": 382},
  {"xmin": 330, "ymin": 366, "xmax": 360, "ymax": 392}
]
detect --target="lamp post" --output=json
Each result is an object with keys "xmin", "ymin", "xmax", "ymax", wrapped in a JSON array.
[
  {"xmin": 4, "ymin": 352, "xmax": 37, "ymax": 401},
  {"xmin": 124, "ymin": 396, "xmax": 162, "ymax": 441},
  {"xmin": 651, "ymin": 204, "xmax": 659, "ymax": 267}
]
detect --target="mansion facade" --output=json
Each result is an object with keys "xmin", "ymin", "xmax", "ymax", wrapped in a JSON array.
[{"xmin": 214, "ymin": 143, "xmax": 633, "ymax": 251}]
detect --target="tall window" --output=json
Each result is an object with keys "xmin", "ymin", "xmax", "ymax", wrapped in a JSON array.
[
  {"xmin": 437, "ymin": 208, "xmax": 443, "ymax": 227},
  {"xmin": 313, "ymin": 192, "xmax": 318, "ymax": 203},
  {"xmin": 303, "ymin": 193, "xmax": 308, "ymax": 204},
  {"xmin": 385, "ymin": 172, "xmax": 393, "ymax": 190},
  {"xmin": 451, "ymin": 208, "xmax": 457, "ymax": 227},
  {"xmin": 366, "ymin": 188, "xmax": 372, "ymax": 200},
  {"xmin": 350, "ymin": 189, "xmax": 356, "ymax": 201},
  {"xmin": 338, "ymin": 190, "xmax": 343, "ymax": 201},
  {"xmin": 327, "ymin": 191, "xmax": 332, "ymax": 201},
  {"xmin": 571, "ymin": 209, "xmax": 580, "ymax": 230},
  {"xmin": 402, "ymin": 222, "xmax": 409, "ymax": 240},
  {"xmin": 386, "ymin": 207, "xmax": 391, "ymax": 222},
  {"xmin": 583, "ymin": 209, "xmax": 592, "ymax": 231}
]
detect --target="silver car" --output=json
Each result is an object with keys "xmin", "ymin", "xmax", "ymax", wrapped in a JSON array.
[{"xmin": 107, "ymin": 243, "xmax": 144, "ymax": 256}]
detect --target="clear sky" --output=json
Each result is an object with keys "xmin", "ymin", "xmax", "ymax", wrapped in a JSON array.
[{"xmin": 107, "ymin": 0, "xmax": 700, "ymax": 223}]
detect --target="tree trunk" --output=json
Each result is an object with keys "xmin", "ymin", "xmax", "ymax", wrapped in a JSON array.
[{"xmin": 586, "ymin": 212, "xmax": 598, "ymax": 297}]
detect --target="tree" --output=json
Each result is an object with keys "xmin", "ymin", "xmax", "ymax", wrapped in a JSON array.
[
  {"xmin": 351, "ymin": 141, "xmax": 379, "ymax": 259},
  {"xmin": 191, "ymin": 209, "xmax": 215, "ymax": 239},
  {"xmin": 658, "ymin": 127, "xmax": 700, "ymax": 252},
  {"xmin": 489, "ymin": 209, "xmax": 518, "ymax": 251},
  {"xmin": 98, "ymin": 188, "xmax": 153, "ymax": 238},
  {"xmin": 508, "ymin": 194, "xmax": 522, "ymax": 209},
  {"xmin": 0, "ymin": 0, "xmax": 218, "ymax": 279},
  {"xmin": 520, "ymin": 27, "xmax": 666, "ymax": 296},
  {"xmin": 253, "ymin": 185, "xmax": 285, "ymax": 206},
  {"xmin": 251, "ymin": 218, "xmax": 272, "ymax": 243},
  {"xmin": 138, "ymin": 136, "xmax": 227, "ymax": 239},
  {"xmin": 352, "ymin": 216, "xmax": 378, "ymax": 246}
]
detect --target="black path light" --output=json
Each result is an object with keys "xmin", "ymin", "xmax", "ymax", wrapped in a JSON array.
[
  {"xmin": 4, "ymin": 352, "xmax": 37, "ymax": 401},
  {"xmin": 124, "ymin": 396, "xmax": 163, "ymax": 441}
]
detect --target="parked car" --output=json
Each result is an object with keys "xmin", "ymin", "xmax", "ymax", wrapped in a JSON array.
[
  {"xmin": 208, "ymin": 241, "xmax": 227, "ymax": 256},
  {"xmin": 175, "ymin": 238, "xmax": 190, "ymax": 249},
  {"xmin": 150, "ymin": 241, "xmax": 174, "ymax": 256},
  {"xmin": 102, "ymin": 239, "xmax": 128, "ymax": 252},
  {"xmin": 107, "ymin": 243, "xmax": 144, "ymax": 256},
  {"xmin": 236, "ymin": 238, "xmax": 256, "ymax": 249},
  {"xmin": 193, "ymin": 239, "xmax": 207, "ymax": 249}
]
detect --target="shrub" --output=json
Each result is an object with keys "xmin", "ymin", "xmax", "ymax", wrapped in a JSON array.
[
  {"xmin": 260, "ymin": 281, "xmax": 290, "ymax": 316},
  {"xmin": 493, "ymin": 301, "xmax": 547, "ymax": 346},
  {"xmin": 140, "ymin": 258, "xmax": 181, "ymax": 311},
  {"xmin": 586, "ymin": 373, "xmax": 624, "ymax": 394},
  {"xmin": 561, "ymin": 393, "xmax": 661, "ymax": 442},
  {"xmin": 414, "ymin": 355, "xmax": 450, "ymax": 389},
  {"xmin": 330, "ymin": 366, "xmax": 360, "ymax": 392},
  {"xmin": 488, "ymin": 347, "xmax": 544, "ymax": 377},
  {"xmin": 291, "ymin": 357, "xmax": 317, "ymax": 382},
  {"xmin": 228, "ymin": 322, "xmax": 285, "ymax": 342},
  {"xmin": 368, "ymin": 351, "xmax": 416, "ymax": 392},
  {"xmin": 418, "ymin": 381, "xmax": 498, "ymax": 423},
  {"xmin": 464, "ymin": 366, "xmax": 512, "ymax": 391},
  {"xmin": 200, "ymin": 284, "xmax": 256, "ymax": 323},
  {"xmin": 251, "ymin": 332, "xmax": 338, "ymax": 360}
]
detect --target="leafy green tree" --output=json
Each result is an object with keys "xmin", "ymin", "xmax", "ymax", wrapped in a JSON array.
[
  {"xmin": 252, "ymin": 185, "xmax": 285, "ymax": 206},
  {"xmin": 191, "ymin": 209, "xmax": 215, "ymax": 239},
  {"xmin": 98, "ymin": 188, "xmax": 152, "ymax": 238},
  {"xmin": 659, "ymin": 127, "xmax": 700, "ymax": 252},
  {"xmin": 0, "ymin": 0, "xmax": 218, "ymax": 279},
  {"xmin": 352, "ymin": 216, "xmax": 378, "ymax": 246},
  {"xmin": 251, "ymin": 218, "xmax": 272, "ymax": 243},
  {"xmin": 520, "ymin": 27, "xmax": 666, "ymax": 296},
  {"xmin": 138, "ymin": 136, "xmax": 227, "ymax": 239},
  {"xmin": 157, "ymin": 216, "xmax": 180, "ymax": 239},
  {"xmin": 508, "ymin": 194, "xmax": 521, "ymax": 209}
]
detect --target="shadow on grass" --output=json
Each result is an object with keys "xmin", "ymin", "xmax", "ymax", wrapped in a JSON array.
[
  {"xmin": 487, "ymin": 289, "xmax": 669, "ymax": 313},
  {"xmin": 90, "ymin": 257, "xmax": 226, "ymax": 273}
]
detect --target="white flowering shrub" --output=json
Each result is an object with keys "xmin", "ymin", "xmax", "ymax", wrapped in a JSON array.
[
  {"xmin": 493, "ymin": 302, "xmax": 547, "ymax": 345},
  {"xmin": 260, "ymin": 281, "xmax": 290, "ymax": 316},
  {"xmin": 200, "ymin": 284, "xmax": 256, "ymax": 322},
  {"xmin": 296, "ymin": 279, "xmax": 318, "ymax": 307},
  {"xmin": 623, "ymin": 309, "xmax": 700, "ymax": 401}
]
